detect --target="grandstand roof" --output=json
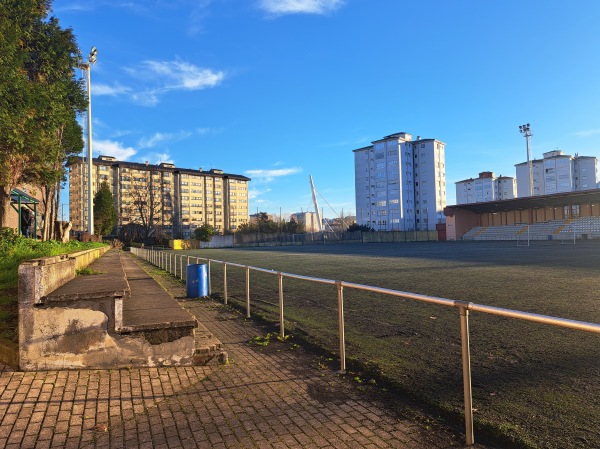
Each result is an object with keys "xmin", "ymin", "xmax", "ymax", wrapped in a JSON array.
[{"xmin": 446, "ymin": 189, "xmax": 600, "ymax": 214}]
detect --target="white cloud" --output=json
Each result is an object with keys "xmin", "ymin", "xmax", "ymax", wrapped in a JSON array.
[
  {"xmin": 249, "ymin": 187, "xmax": 272, "ymax": 199},
  {"xmin": 259, "ymin": 0, "xmax": 344, "ymax": 15},
  {"xmin": 94, "ymin": 139, "xmax": 137, "ymax": 160},
  {"xmin": 93, "ymin": 83, "xmax": 131, "ymax": 96},
  {"xmin": 245, "ymin": 167, "xmax": 302, "ymax": 182},
  {"xmin": 574, "ymin": 129, "xmax": 600, "ymax": 137},
  {"xmin": 124, "ymin": 60, "xmax": 225, "ymax": 106},
  {"xmin": 131, "ymin": 90, "xmax": 160, "ymax": 107},
  {"xmin": 138, "ymin": 131, "xmax": 193, "ymax": 149},
  {"xmin": 139, "ymin": 152, "xmax": 175, "ymax": 165},
  {"xmin": 140, "ymin": 60, "xmax": 225, "ymax": 90}
]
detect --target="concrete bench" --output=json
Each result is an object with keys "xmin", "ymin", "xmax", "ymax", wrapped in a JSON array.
[{"xmin": 19, "ymin": 249, "xmax": 199, "ymax": 370}]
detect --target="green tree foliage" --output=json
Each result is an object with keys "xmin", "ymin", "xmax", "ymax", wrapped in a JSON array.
[
  {"xmin": 93, "ymin": 182, "xmax": 116, "ymax": 236},
  {"xmin": 348, "ymin": 223, "xmax": 374, "ymax": 232},
  {"xmin": 0, "ymin": 0, "xmax": 86, "ymax": 233},
  {"xmin": 193, "ymin": 223, "xmax": 215, "ymax": 242},
  {"xmin": 236, "ymin": 214, "xmax": 305, "ymax": 235},
  {"xmin": 282, "ymin": 218, "xmax": 305, "ymax": 234}
]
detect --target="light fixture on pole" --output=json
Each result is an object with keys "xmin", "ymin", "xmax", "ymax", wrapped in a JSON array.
[
  {"xmin": 519, "ymin": 123, "xmax": 533, "ymax": 197},
  {"xmin": 81, "ymin": 46, "xmax": 97, "ymax": 234}
]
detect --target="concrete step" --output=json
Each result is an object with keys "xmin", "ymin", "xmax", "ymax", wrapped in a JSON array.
[{"xmin": 193, "ymin": 326, "xmax": 225, "ymax": 365}]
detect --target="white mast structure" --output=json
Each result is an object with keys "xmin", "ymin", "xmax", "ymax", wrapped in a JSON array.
[{"xmin": 309, "ymin": 175, "xmax": 323, "ymax": 233}]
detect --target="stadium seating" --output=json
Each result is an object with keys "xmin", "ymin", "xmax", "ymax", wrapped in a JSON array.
[{"xmin": 462, "ymin": 216, "xmax": 600, "ymax": 241}]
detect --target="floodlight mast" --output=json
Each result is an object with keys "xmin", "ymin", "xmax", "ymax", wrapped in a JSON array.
[
  {"xmin": 80, "ymin": 47, "xmax": 97, "ymax": 234},
  {"xmin": 519, "ymin": 123, "xmax": 533, "ymax": 197}
]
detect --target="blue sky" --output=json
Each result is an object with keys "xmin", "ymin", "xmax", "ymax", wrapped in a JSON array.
[{"xmin": 54, "ymin": 0, "xmax": 600, "ymax": 219}]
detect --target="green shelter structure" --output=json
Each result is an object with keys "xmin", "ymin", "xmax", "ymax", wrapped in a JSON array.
[{"xmin": 11, "ymin": 188, "xmax": 39, "ymax": 238}]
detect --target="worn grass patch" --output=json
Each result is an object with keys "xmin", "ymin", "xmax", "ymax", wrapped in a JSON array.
[{"xmin": 172, "ymin": 241, "xmax": 600, "ymax": 449}]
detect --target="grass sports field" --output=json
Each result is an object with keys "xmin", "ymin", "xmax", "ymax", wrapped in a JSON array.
[{"xmin": 177, "ymin": 241, "xmax": 600, "ymax": 448}]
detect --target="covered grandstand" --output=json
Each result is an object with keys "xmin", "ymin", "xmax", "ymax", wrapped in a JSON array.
[{"xmin": 444, "ymin": 189, "xmax": 600, "ymax": 241}]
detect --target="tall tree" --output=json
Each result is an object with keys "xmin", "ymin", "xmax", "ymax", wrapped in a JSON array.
[
  {"xmin": 128, "ymin": 169, "xmax": 164, "ymax": 240},
  {"xmin": 93, "ymin": 182, "xmax": 116, "ymax": 236},
  {"xmin": 0, "ymin": 0, "xmax": 86, "ymax": 233}
]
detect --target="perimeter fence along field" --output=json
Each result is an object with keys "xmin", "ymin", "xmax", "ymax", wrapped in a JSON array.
[{"xmin": 139, "ymin": 241, "xmax": 600, "ymax": 449}]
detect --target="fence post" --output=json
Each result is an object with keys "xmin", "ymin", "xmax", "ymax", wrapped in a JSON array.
[
  {"xmin": 245, "ymin": 266, "xmax": 250, "ymax": 318},
  {"xmin": 278, "ymin": 273, "xmax": 285, "ymax": 338},
  {"xmin": 223, "ymin": 263, "xmax": 228, "ymax": 305},
  {"xmin": 458, "ymin": 304, "xmax": 475, "ymax": 446},
  {"xmin": 336, "ymin": 280, "xmax": 346, "ymax": 373},
  {"xmin": 174, "ymin": 254, "xmax": 178, "ymax": 278}
]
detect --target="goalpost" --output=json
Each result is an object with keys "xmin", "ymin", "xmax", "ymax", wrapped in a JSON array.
[
  {"xmin": 558, "ymin": 227, "xmax": 576, "ymax": 245},
  {"xmin": 517, "ymin": 225, "xmax": 577, "ymax": 246}
]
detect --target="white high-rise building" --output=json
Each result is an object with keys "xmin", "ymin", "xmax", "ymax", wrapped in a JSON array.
[
  {"xmin": 455, "ymin": 172, "xmax": 516, "ymax": 204},
  {"xmin": 353, "ymin": 132, "xmax": 446, "ymax": 231},
  {"xmin": 515, "ymin": 150, "xmax": 598, "ymax": 197}
]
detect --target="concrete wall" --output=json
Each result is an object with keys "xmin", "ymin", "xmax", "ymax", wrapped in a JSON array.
[{"xmin": 18, "ymin": 247, "xmax": 197, "ymax": 370}]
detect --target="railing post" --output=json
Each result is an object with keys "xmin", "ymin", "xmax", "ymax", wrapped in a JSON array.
[
  {"xmin": 208, "ymin": 260, "xmax": 212, "ymax": 296},
  {"xmin": 174, "ymin": 254, "xmax": 178, "ymax": 278},
  {"xmin": 336, "ymin": 280, "xmax": 346, "ymax": 373},
  {"xmin": 245, "ymin": 266, "xmax": 250, "ymax": 318},
  {"xmin": 223, "ymin": 263, "xmax": 228, "ymax": 305},
  {"xmin": 459, "ymin": 304, "xmax": 475, "ymax": 446},
  {"xmin": 278, "ymin": 273, "xmax": 285, "ymax": 338}
]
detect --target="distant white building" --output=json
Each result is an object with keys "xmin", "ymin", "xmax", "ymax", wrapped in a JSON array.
[
  {"xmin": 291, "ymin": 211, "xmax": 320, "ymax": 233},
  {"xmin": 353, "ymin": 132, "xmax": 446, "ymax": 231},
  {"xmin": 455, "ymin": 172, "xmax": 516, "ymax": 204},
  {"xmin": 515, "ymin": 150, "xmax": 598, "ymax": 197}
]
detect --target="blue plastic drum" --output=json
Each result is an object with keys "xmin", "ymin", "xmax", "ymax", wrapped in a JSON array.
[{"xmin": 186, "ymin": 264, "xmax": 209, "ymax": 298}]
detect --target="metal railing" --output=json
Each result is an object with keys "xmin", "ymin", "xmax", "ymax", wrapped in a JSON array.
[{"xmin": 130, "ymin": 247, "xmax": 600, "ymax": 446}]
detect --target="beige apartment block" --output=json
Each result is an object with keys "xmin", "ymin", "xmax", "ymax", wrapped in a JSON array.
[{"xmin": 68, "ymin": 156, "xmax": 250, "ymax": 237}]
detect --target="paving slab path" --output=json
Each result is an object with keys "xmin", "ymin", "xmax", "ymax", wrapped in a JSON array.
[{"xmin": 0, "ymin": 252, "xmax": 488, "ymax": 449}]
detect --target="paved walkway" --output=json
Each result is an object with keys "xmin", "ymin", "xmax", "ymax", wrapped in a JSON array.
[{"xmin": 0, "ymin": 253, "xmax": 482, "ymax": 448}]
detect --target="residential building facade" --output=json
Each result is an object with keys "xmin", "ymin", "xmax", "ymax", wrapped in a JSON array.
[
  {"xmin": 354, "ymin": 132, "xmax": 447, "ymax": 231},
  {"xmin": 455, "ymin": 172, "xmax": 516, "ymax": 204},
  {"xmin": 68, "ymin": 156, "xmax": 250, "ymax": 237},
  {"xmin": 515, "ymin": 150, "xmax": 598, "ymax": 197},
  {"xmin": 291, "ymin": 211, "xmax": 320, "ymax": 233}
]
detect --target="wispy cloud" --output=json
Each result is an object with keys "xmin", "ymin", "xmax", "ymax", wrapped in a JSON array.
[
  {"xmin": 259, "ymin": 0, "xmax": 344, "ymax": 16},
  {"xmin": 245, "ymin": 167, "xmax": 303, "ymax": 182},
  {"xmin": 138, "ymin": 131, "xmax": 193, "ymax": 149},
  {"xmin": 248, "ymin": 187, "xmax": 272, "ymax": 200},
  {"xmin": 124, "ymin": 59, "xmax": 225, "ymax": 106},
  {"xmin": 139, "ymin": 152, "xmax": 174, "ymax": 165},
  {"xmin": 574, "ymin": 129, "xmax": 600, "ymax": 137},
  {"xmin": 94, "ymin": 139, "xmax": 137, "ymax": 160},
  {"xmin": 93, "ymin": 83, "xmax": 131, "ymax": 96},
  {"xmin": 137, "ymin": 60, "xmax": 225, "ymax": 90}
]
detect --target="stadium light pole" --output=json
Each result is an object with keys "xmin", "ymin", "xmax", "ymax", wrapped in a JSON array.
[
  {"xmin": 81, "ymin": 46, "xmax": 97, "ymax": 234},
  {"xmin": 519, "ymin": 123, "xmax": 533, "ymax": 197}
]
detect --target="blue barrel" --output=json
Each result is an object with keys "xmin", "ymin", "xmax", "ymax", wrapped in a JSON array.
[{"xmin": 186, "ymin": 264, "xmax": 209, "ymax": 298}]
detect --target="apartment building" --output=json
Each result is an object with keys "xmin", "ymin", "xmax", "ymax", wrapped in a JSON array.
[
  {"xmin": 68, "ymin": 156, "xmax": 250, "ymax": 237},
  {"xmin": 455, "ymin": 172, "xmax": 516, "ymax": 204},
  {"xmin": 291, "ymin": 211, "xmax": 320, "ymax": 233},
  {"xmin": 354, "ymin": 132, "xmax": 447, "ymax": 231},
  {"xmin": 515, "ymin": 150, "xmax": 598, "ymax": 197}
]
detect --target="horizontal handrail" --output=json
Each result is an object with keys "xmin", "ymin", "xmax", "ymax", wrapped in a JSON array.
[{"xmin": 130, "ymin": 247, "xmax": 600, "ymax": 446}]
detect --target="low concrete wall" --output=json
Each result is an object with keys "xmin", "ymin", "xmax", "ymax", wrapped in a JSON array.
[
  {"xmin": 18, "ymin": 248, "xmax": 197, "ymax": 371},
  {"xmin": 17, "ymin": 246, "xmax": 109, "ymax": 369}
]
